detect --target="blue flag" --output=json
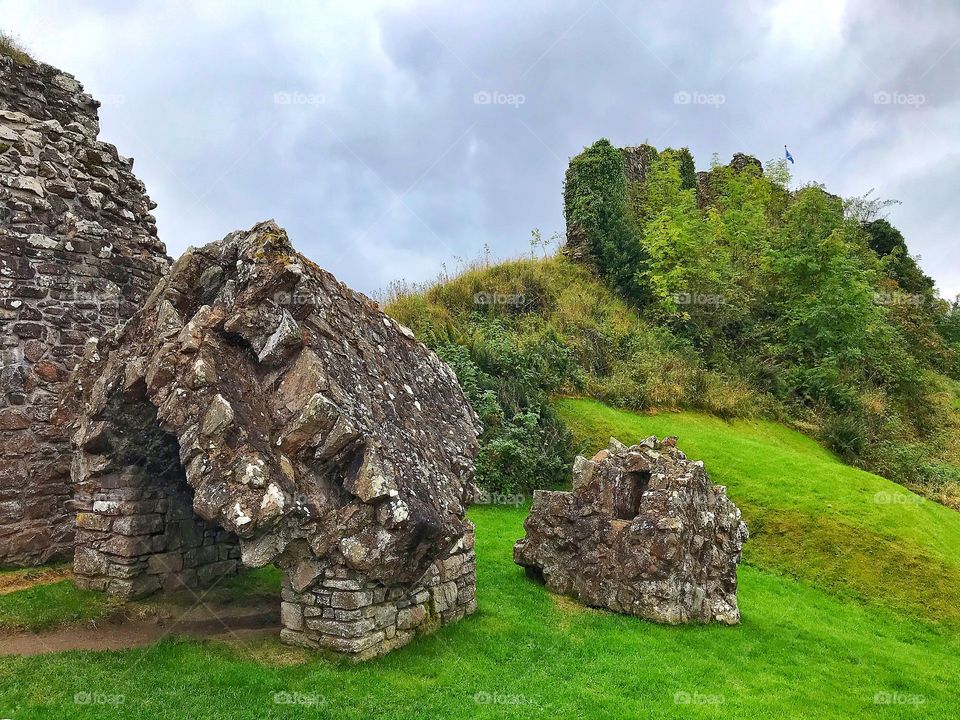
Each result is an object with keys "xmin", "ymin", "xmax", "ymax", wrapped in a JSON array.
[{"xmin": 785, "ymin": 145, "xmax": 794, "ymax": 164}]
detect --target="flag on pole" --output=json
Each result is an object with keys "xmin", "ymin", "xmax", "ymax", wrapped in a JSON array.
[{"xmin": 785, "ymin": 145, "xmax": 794, "ymax": 164}]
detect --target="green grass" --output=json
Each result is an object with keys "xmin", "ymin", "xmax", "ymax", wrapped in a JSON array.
[
  {"xmin": 0, "ymin": 580, "xmax": 111, "ymax": 632},
  {"xmin": 0, "ymin": 506, "xmax": 957, "ymax": 718},
  {"xmin": 556, "ymin": 397, "xmax": 960, "ymax": 627},
  {"xmin": 2, "ymin": 402, "xmax": 958, "ymax": 716},
  {"xmin": 0, "ymin": 567, "xmax": 284, "ymax": 632}
]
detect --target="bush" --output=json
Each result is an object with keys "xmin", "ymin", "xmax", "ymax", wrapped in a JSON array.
[
  {"xmin": 563, "ymin": 139, "xmax": 647, "ymax": 302},
  {"xmin": 433, "ymin": 335, "xmax": 573, "ymax": 495}
]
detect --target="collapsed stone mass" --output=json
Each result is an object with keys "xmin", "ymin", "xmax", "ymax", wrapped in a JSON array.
[
  {"xmin": 514, "ymin": 436, "xmax": 748, "ymax": 625},
  {"xmin": 70, "ymin": 221, "xmax": 481, "ymax": 658}
]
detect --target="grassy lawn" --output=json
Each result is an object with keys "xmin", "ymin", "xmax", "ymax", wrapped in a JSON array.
[
  {"xmin": 556, "ymin": 397, "xmax": 960, "ymax": 628},
  {"xmin": 0, "ymin": 566, "xmax": 284, "ymax": 633},
  {"xmin": 0, "ymin": 579, "xmax": 111, "ymax": 633},
  {"xmin": 0, "ymin": 504, "xmax": 957, "ymax": 718}
]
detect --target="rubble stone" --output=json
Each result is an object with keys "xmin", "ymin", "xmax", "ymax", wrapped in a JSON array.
[{"xmin": 514, "ymin": 436, "xmax": 748, "ymax": 624}]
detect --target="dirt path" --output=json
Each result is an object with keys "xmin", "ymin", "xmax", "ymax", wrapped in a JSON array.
[{"xmin": 0, "ymin": 604, "xmax": 280, "ymax": 656}]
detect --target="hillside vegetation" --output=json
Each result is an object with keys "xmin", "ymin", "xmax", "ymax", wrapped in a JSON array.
[{"xmin": 387, "ymin": 140, "xmax": 960, "ymax": 507}]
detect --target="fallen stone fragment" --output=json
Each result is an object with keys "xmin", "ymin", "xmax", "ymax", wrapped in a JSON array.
[
  {"xmin": 69, "ymin": 221, "xmax": 481, "ymax": 659},
  {"xmin": 514, "ymin": 436, "xmax": 748, "ymax": 624}
]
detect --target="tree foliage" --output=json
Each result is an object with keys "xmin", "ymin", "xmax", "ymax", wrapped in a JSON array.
[
  {"xmin": 580, "ymin": 143, "xmax": 960, "ymax": 492},
  {"xmin": 563, "ymin": 139, "xmax": 647, "ymax": 302}
]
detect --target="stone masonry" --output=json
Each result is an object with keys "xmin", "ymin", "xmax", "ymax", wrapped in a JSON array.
[
  {"xmin": 515, "ymin": 436, "xmax": 748, "ymax": 624},
  {"xmin": 0, "ymin": 54, "xmax": 169, "ymax": 566},
  {"xmin": 280, "ymin": 526, "xmax": 476, "ymax": 660},
  {"xmin": 72, "ymin": 390, "xmax": 240, "ymax": 597},
  {"xmin": 69, "ymin": 221, "xmax": 480, "ymax": 658}
]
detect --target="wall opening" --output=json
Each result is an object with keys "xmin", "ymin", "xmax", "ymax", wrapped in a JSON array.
[
  {"xmin": 73, "ymin": 392, "xmax": 241, "ymax": 598},
  {"xmin": 614, "ymin": 471, "xmax": 650, "ymax": 520}
]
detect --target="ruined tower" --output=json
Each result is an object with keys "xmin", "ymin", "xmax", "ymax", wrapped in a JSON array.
[{"xmin": 0, "ymin": 53, "xmax": 169, "ymax": 565}]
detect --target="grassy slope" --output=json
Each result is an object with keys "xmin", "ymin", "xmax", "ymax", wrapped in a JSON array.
[
  {"xmin": 0, "ymin": 506, "xmax": 957, "ymax": 719},
  {"xmin": 556, "ymin": 397, "xmax": 960, "ymax": 627}
]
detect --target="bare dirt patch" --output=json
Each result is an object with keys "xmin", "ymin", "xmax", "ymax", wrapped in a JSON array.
[
  {"xmin": 0, "ymin": 595, "xmax": 279, "ymax": 656},
  {"xmin": 0, "ymin": 564, "xmax": 73, "ymax": 595}
]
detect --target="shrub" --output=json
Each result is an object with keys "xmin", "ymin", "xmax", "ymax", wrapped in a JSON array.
[
  {"xmin": 432, "ymin": 334, "xmax": 573, "ymax": 495},
  {"xmin": 563, "ymin": 139, "xmax": 647, "ymax": 302}
]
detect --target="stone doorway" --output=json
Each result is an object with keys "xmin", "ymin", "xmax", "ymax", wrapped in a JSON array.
[
  {"xmin": 72, "ymin": 392, "xmax": 240, "ymax": 598},
  {"xmin": 613, "ymin": 471, "xmax": 650, "ymax": 520}
]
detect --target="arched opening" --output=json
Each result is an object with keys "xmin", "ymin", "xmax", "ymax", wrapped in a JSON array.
[{"xmin": 73, "ymin": 391, "xmax": 242, "ymax": 598}]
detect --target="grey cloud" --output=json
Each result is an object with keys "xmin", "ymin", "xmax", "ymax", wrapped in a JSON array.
[{"xmin": 1, "ymin": 0, "xmax": 957, "ymax": 296}]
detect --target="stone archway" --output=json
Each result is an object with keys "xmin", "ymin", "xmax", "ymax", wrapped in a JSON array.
[
  {"xmin": 69, "ymin": 221, "xmax": 481, "ymax": 660},
  {"xmin": 73, "ymin": 391, "xmax": 240, "ymax": 598}
]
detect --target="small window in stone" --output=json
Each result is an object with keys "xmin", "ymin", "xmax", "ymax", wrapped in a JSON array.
[{"xmin": 615, "ymin": 471, "xmax": 650, "ymax": 520}]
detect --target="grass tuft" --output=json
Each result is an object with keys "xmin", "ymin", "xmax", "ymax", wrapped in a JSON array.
[{"xmin": 0, "ymin": 30, "xmax": 35, "ymax": 65}]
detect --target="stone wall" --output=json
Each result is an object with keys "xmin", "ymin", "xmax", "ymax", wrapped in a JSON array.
[
  {"xmin": 0, "ymin": 55, "xmax": 169, "ymax": 566},
  {"xmin": 280, "ymin": 526, "xmax": 477, "ymax": 660},
  {"xmin": 515, "ymin": 436, "xmax": 748, "ymax": 624}
]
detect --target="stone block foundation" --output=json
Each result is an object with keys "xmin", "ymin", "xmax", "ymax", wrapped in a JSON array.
[
  {"xmin": 72, "ymin": 461, "xmax": 241, "ymax": 598},
  {"xmin": 279, "ymin": 527, "xmax": 477, "ymax": 661}
]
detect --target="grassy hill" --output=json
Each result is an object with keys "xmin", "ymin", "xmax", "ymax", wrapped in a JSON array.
[
  {"xmin": 2, "ymin": 401, "xmax": 959, "ymax": 718},
  {"xmin": 386, "ymin": 248, "xmax": 960, "ymax": 509},
  {"xmin": 387, "ymin": 140, "xmax": 960, "ymax": 508}
]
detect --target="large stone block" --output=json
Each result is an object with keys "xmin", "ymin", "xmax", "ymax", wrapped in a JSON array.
[{"xmin": 514, "ymin": 436, "xmax": 748, "ymax": 625}]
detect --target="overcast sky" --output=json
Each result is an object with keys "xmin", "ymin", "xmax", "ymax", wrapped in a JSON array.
[{"xmin": 2, "ymin": 0, "xmax": 958, "ymax": 298}]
